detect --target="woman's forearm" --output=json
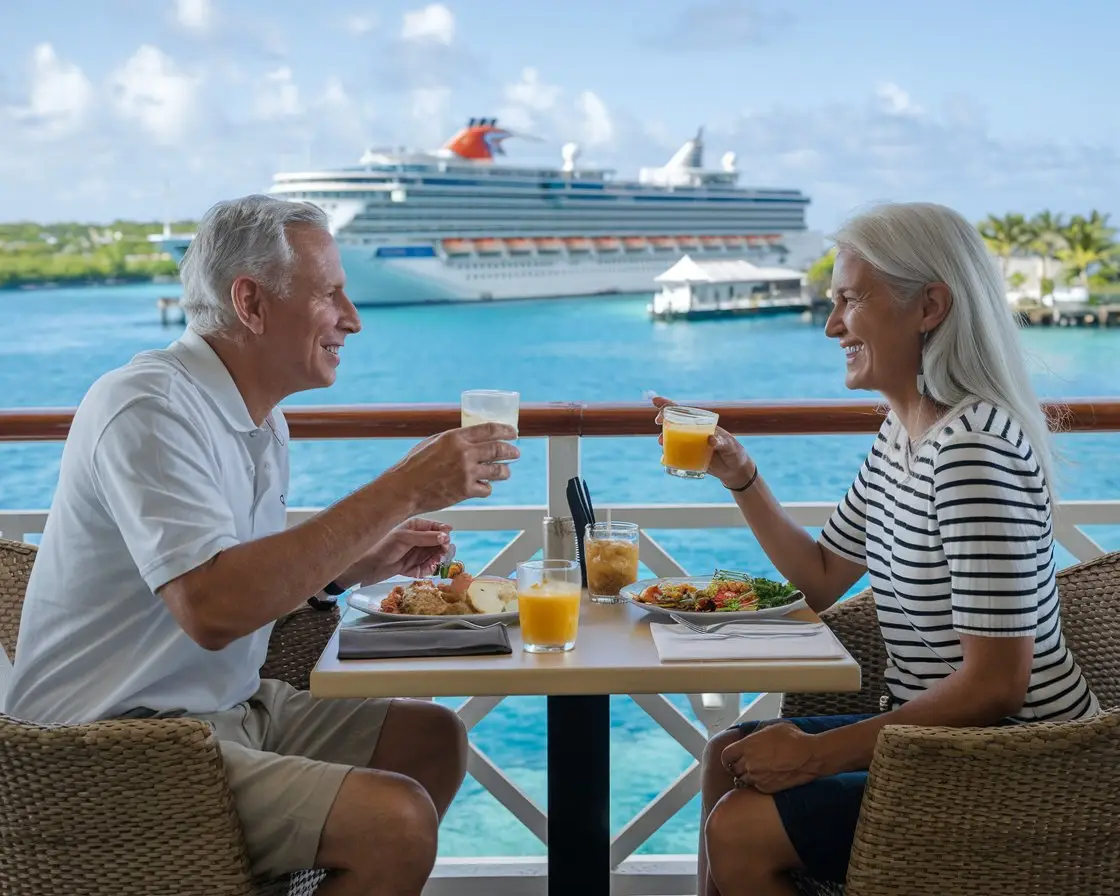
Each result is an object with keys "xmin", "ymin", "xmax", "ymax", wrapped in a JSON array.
[
  {"xmin": 810, "ymin": 663, "xmax": 1023, "ymax": 776},
  {"xmin": 728, "ymin": 468, "xmax": 858, "ymax": 611}
]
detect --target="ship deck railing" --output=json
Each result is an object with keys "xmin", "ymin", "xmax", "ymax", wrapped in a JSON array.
[{"xmin": 2, "ymin": 398, "xmax": 1119, "ymax": 895}]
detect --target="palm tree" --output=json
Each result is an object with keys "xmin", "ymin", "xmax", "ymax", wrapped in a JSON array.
[
  {"xmin": 1029, "ymin": 211, "xmax": 1065, "ymax": 299},
  {"xmin": 806, "ymin": 247, "xmax": 836, "ymax": 298},
  {"xmin": 1057, "ymin": 211, "xmax": 1116, "ymax": 292},
  {"xmin": 977, "ymin": 213, "xmax": 1032, "ymax": 281}
]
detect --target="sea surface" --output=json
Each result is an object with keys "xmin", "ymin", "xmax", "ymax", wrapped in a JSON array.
[{"xmin": 2, "ymin": 283, "xmax": 1119, "ymax": 858}]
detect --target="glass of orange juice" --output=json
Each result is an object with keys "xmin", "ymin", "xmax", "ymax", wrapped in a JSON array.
[
  {"xmin": 661, "ymin": 406, "xmax": 719, "ymax": 478},
  {"xmin": 516, "ymin": 559, "xmax": 582, "ymax": 653}
]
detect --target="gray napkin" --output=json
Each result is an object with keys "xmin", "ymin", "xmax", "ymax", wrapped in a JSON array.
[{"xmin": 338, "ymin": 623, "xmax": 512, "ymax": 660}]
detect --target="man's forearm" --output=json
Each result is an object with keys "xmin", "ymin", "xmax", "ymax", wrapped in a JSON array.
[
  {"xmin": 810, "ymin": 670, "xmax": 1019, "ymax": 776},
  {"xmin": 184, "ymin": 470, "xmax": 417, "ymax": 646}
]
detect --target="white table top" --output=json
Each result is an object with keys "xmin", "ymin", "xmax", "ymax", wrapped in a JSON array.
[{"xmin": 310, "ymin": 596, "xmax": 862, "ymax": 699}]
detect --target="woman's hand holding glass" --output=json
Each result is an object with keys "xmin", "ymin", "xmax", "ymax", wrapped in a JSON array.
[{"xmin": 651, "ymin": 395, "xmax": 757, "ymax": 490}]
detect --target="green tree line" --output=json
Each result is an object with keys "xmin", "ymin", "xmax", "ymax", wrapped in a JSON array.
[
  {"xmin": 0, "ymin": 220, "xmax": 196, "ymax": 290},
  {"xmin": 806, "ymin": 210, "xmax": 1120, "ymax": 301}
]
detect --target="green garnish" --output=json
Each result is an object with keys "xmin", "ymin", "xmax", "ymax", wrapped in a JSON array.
[{"xmin": 751, "ymin": 577, "xmax": 799, "ymax": 609}]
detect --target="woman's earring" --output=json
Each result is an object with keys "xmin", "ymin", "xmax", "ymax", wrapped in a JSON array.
[{"xmin": 916, "ymin": 331, "xmax": 929, "ymax": 395}]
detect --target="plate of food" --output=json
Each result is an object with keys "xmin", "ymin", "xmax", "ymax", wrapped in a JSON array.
[
  {"xmin": 345, "ymin": 561, "xmax": 520, "ymax": 623},
  {"xmin": 622, "ymin": 571, "xmax": 807, "ymax": 622}
]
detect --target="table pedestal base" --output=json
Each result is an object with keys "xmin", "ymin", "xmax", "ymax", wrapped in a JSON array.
[{"xmin": 547, "ymin": 694, "xmax": 610, "ymax": 895}]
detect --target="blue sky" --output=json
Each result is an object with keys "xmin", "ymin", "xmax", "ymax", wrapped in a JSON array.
[{"xmin": 2, "ymin": 0, "xmax": 1118, "ymax": 230}]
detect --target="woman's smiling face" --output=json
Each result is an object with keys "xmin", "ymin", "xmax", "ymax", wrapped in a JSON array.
[{"xmin": 825, "ymin": 249, "xmax": 925, "ymax": 395}]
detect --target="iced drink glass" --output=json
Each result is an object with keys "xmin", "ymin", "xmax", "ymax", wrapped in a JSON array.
[{"xmin": 584, "ymin": 521, "xmax": 640, "ymax": 603}]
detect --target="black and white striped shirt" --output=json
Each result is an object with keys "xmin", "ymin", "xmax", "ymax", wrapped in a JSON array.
[{"xmin": 821, "ymin": 401, "xmax": 1099, "ymax": 723}]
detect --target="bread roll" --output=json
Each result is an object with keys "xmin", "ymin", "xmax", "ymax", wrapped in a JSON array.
[{"xmin": 467, "ymin": 576, "xmax": 517, "ymax": 614}]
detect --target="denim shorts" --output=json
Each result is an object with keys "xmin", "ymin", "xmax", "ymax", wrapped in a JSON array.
[{"xmin": 732, "ymin": 714, "xmax": 875, "ymax": 883}]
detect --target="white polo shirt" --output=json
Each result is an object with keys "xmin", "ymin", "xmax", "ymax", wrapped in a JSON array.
[{"xmin": 5, "ymin": 328, "xmax": 290, "ymax": 724}]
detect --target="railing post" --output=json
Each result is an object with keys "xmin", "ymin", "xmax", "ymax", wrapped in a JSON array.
[{"xmin": 546, "ymin": 435, "xmax": 581, "ymax": 519}]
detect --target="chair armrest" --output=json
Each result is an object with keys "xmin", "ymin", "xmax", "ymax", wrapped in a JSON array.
[
  {"xmin": 782, "ymin": 588, "xmax": 887, "ymax": 719},
  {"xmin": 260, "ymin": 603, "xmax": 341, "ymax": 691},
  {"xmin": 0, "ymin": 713, "xmax": 255, "ymax": 895},
  {"xmin": 0, "ymin": 538, "xmax": 37, "ymax": 659},
  {"xmin": 845, "ymin": 709, "xmax": 1120, "ymax": 896}
]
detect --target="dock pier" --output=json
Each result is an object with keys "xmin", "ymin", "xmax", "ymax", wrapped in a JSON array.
[
  {"xmin": 157, "ymin": 297, "xmax": 185, "ymax": 327},
  {"xmin": 1015, "ymin": 304, "xmax": 1120, "ymax": 327}
]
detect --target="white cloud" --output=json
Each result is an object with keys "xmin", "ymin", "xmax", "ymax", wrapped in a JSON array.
[
  {"xmin": 109, "ymin": 46, "xmax": 198, "ymax": 144},
  {"xmin": 875, "ymin": 81, "xmax": 922, "ymax": 117},
  {"xmin": 504, "ymin": 67, "xmax": 560, "ymax": 113},
  {"xmin": 176, "ymin": 0, "xmax": 213, "ymax": 33},
  {"xmin": 9, "ymin": 43, "xmax": 94, "ymax": 139},
  {"xmin": 345, "ymin": 13, "xmax": 379, "ymax": 36},
  {"xmin": 254, "ymin": 66, "xmax": 301, "ymax": 120},
  {"xmin": 710, "ymin": 82, "xmax": 1120, "ymax": 228},
  {"xmin": 576, "ymin": 91, "xmax": 614, "ymax": 147},
  {"xmin": 494, "ymin": 68, "xmax": 615, "ymax": 149},
  {"xmin": 401, "ymin": 3, "xmax": 455, "ymax": 45}
]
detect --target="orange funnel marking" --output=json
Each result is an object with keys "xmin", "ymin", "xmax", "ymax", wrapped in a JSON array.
[{"xmin": 444, "ymin": 124, "xmax": 511, "ymax": 160}]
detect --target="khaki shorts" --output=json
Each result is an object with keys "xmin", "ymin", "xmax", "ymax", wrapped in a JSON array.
[{"xmin": 189, "ymin": 678, "xmax": 393, "ymax": 879}]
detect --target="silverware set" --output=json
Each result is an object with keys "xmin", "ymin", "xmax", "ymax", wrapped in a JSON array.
[
  {"xmin": 667, "ymin": 613, "xmax": 822, "ymax": 638},
  {"xmin": 345, "ymin": 618, "xmax": 506, "ymax": 632}
]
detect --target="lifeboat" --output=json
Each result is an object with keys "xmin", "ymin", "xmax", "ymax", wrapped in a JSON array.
[
  {"xmin": 442, "ymin": 239, "xmax": 473, "ymax": 256},
  {"xmin": 506, "ymin": 238, "xmax": 534, "ymax": 254},
  {"xmin": 565, "ymin": 237, "xmax": 592, "ymax": 252},
  {"xmin": 475, "ymin": 238, "xmax": 503, "ymax": 255},
  {"xmin": 623, "ymin": 237, "xmax": 649, "ymax": 251},
  {"xmin": 744, "ymin": 234, "xmax": 765, "ymax": 246},
  {"xmin": 676, "ymin": 235, "xmax": 701, "ymax": 249},
  {"xmin": 594, "ymin": 237, "xmax": 622, "ymax": 252},
  {"xmin": 700, "ymin": 236, "xmax": 725, "ymax": 249},
  {"xmin": 536, "ymin": 237, "xmax": 564, "ymax": 253},
  {"xmin": 651, "ymin": 237, "xmax": 677, "ymax": 251},
  {"xmin": 723, "ymin": 236, "xmax": 745, "ymax": 248}
]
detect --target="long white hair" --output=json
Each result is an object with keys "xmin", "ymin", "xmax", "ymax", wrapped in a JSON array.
[{"xmin": 832, "ymin": 201, "xmax": 1061, "ymax": 501}]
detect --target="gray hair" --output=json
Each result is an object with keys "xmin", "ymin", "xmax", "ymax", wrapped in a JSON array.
[
  {"xmin": 178, "ymin": 194, "xmax": 330, "ymax": 336},
  {"xmin": 832, "ymin": 201, "xmax": 1061, "ymax": 502}
]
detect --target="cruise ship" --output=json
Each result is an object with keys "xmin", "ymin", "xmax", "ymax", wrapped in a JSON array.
[{"xmin": 163, "ymin": 119, "xmax": 822, "ymax": 306}]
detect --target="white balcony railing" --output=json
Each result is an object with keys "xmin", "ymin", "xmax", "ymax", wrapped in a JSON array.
[{"xmin": 2, "ymin": 400, "xmax": 1119, "ymax": 895}]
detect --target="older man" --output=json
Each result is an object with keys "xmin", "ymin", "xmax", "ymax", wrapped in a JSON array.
[{"xmin": 6, "ymin": 195, "xmax": 519, "ymax": 895}]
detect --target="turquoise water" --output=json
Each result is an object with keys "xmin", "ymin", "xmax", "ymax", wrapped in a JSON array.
[{"xmin": 2, "ymin": 283, "xmax": 1119, "ymax": 857}]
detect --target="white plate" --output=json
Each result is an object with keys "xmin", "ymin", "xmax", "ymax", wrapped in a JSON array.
[
  {"xmin": 345, "ymin": 578, "xmax": 520, "ymax": 625},
  {"xmin": 621, "ymin": 576, "xmax": 808, "ymax": 622}
]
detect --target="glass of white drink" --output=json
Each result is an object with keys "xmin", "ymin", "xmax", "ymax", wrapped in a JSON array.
[{"xmin": 461, "ymin": 389, "xmax": 519, "ymax": 461}]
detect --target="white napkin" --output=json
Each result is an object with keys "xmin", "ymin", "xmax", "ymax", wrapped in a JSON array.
[{"xmin": 649, "ymin": 622, "xmax": 846, "ymax": 662}]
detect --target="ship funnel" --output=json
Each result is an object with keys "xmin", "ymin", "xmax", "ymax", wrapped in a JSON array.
[
  {"xmin": 664, "ymin": 128, "xmax": 704, "ymax": 169},
  {"xmin": 561, "ymin": 142, "xmax": 581, "ymax": 172}
]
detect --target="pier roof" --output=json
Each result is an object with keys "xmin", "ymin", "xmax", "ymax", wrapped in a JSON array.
[{"xmin": 655, "ymin": 254, "xmax": 804, "ymax": 285}]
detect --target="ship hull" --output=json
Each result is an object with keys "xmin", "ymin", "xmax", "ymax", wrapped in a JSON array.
[{"xmin": 338, "ymin": 239, "xmax": 822, "ymax": 307}]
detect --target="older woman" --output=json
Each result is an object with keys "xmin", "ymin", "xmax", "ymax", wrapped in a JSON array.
[{"xmin": 656, "ymin": 201, "xmax": 1100, "ymax": 896}]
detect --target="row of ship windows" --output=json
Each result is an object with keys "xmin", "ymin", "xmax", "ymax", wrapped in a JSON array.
[
  {"xmin": 283, "ymin": 180, "xmax": 799, "ymax": 197},
  {"xmin": 290, "ymin": 189, "xmax": 806, "ymax": 205},
  {"xmin": 451, "ymin": 259, "xmax": 773, "ymax": 272},
  {"xmin": 463, "ymin": 265, "xmax": 665, "ymax": 279}
]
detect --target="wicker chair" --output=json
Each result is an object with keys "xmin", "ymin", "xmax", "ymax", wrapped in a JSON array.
[
  {"xmin": 0, "ymin": 538, "xmax": 339, "ymax": 895},
  {"xmin": 784, "ymin": 550, "xmax": 1120, "ymax": 896}
]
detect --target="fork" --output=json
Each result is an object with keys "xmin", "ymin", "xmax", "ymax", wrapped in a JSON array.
[
  {"xmin": 668, "ymin": 613, "xmax": 820, "ymax": 636},
  {"xmin": 348, "ymin": 618, "xmax": 501, "ymax": 632}
]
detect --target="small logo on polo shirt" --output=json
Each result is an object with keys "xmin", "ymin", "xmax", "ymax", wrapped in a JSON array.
[{"xmin": 280, "ymin": 494, "xmax": 286, "ymax": 505}]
